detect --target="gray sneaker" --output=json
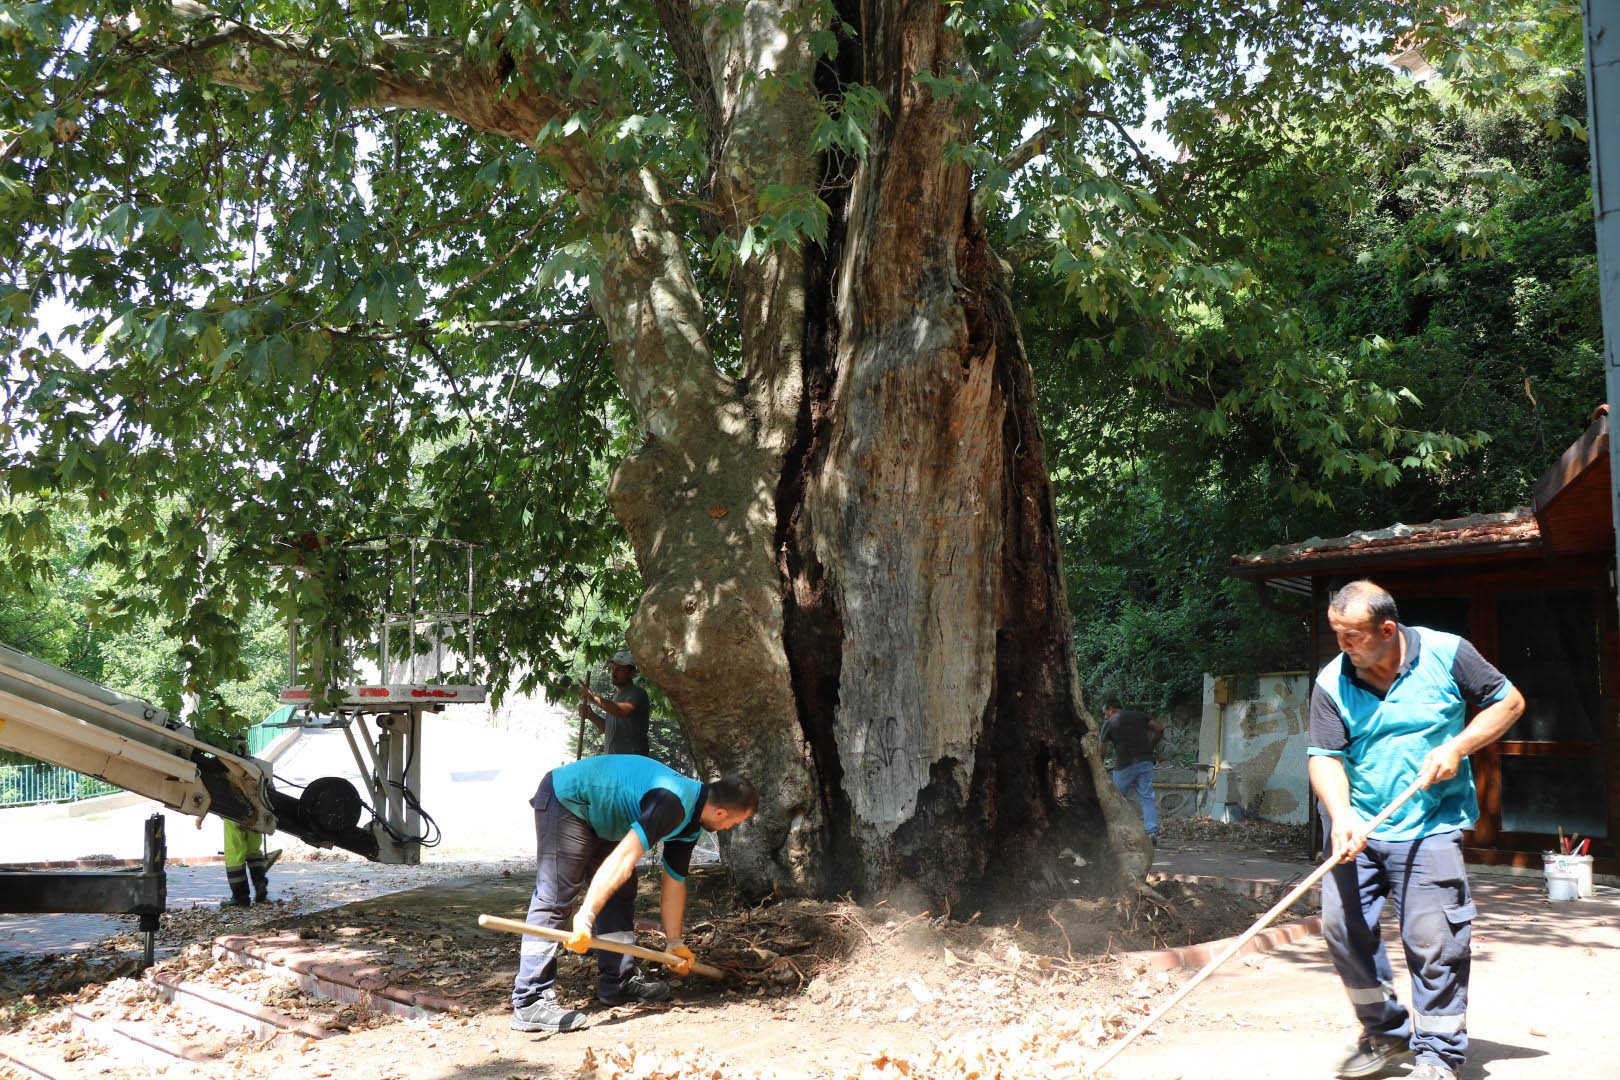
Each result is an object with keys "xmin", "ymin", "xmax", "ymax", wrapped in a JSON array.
[
  {"xmin": 510, "ymin": 991, "xmax": 586, "ymax": 1032},
  {"xmin": 1409, "ymin": 1063, "xmax": 1457, "ymax": 1080},
  {"xmin": 1335, "ymin": 1033, "xmax": 1411, "ymax": 1078},
  {"xmin": 597, "ymin": 973, "xmax": 670, "ymax": 1006}
]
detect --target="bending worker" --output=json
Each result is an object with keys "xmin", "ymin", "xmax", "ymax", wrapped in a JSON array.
[
  {"xmin": 510, "ymin": 754, "xmax": 758, "ymax": 1033},
  {"xmin": 1310, "ymin": 580, "xmax": 1523, "ymax": 1080}
]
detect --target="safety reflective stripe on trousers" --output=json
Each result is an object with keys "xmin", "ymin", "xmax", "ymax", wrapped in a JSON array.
[
  {"xmin": 1345, "ymin": 982, "xmax": 1396, "ymax": 1006},
  {"xmin": 1414, "ymin": 1011, "xmax": 1466, "ymax": 1034},
  {"xmin": 595, "ymin": 930, "xmax": 637, "ymax": 945}
]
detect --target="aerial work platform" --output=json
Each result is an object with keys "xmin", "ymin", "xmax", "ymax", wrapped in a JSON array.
[{"xmin": 276, "ymin": 534, "xmax": 488, "ymax": 864}]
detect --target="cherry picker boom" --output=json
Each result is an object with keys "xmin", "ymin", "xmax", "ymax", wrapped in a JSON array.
[{"xmin": 0, "ymin": 640, "xmax": 379, "ymax": 858}]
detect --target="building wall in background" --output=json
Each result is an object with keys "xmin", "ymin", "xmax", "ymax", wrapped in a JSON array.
[{"xmin": 1199, "ymin": 671, "xmax": 1313, "ymax": 824}]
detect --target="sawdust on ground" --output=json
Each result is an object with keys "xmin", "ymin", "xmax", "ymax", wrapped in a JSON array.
[{"xmin": 1, "ymin": 829, "xmax": 1317, "ymax": 1079}]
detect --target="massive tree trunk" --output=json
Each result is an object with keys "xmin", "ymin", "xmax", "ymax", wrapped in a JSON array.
[
  {"xmin": 602, "ymin": 1, "xmax": 1147, "ymax": 902},
  {"xmin": 127, "ymin": 0, "xmax": 1149, "ymax": 902}
]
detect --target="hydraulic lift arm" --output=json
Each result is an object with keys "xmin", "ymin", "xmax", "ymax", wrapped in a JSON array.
[{"xmin": 0, "ymin": 642, "xmax": 377, "ymax": 859}]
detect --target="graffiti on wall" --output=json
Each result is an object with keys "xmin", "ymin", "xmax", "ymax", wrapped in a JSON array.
[{"xmin": 1199, "ymin": 672, "xmax": 1312, "ymax": 824}]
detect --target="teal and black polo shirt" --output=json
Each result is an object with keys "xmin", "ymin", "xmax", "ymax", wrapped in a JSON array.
[
  {"xmin": 541, "ymin": 755, "xmax": 709, "ymax": 881},
  {"xmin": 1309, "ymin": 624, "xmax": 1513, "ymax": 841}
]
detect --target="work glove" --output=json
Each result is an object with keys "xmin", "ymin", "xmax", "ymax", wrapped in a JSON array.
[
  {"xmin": 664, "ymin": 940, "xmax": 696, "ymax": 976},
  {"xmin": 565, "ymin": 911, "xmax": 594, "ymax": 953}
]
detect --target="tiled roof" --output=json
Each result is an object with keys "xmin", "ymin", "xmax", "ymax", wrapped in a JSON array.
[{"xmin": 1230, "ymin": 508, "xmax": 1540, "ymax": 576}]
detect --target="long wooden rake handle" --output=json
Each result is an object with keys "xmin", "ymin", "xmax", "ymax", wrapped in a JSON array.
[
  {"xmin": 1086, "ymin": 776, "xmax": 1428, "ymax": 1077},
  {"xmin": 477, "ymin": 913, "xmax": 726, "ymax": 980}
]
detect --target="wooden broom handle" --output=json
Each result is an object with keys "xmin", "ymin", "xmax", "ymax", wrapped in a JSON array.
[{"xmin": 477, "ymin": 913, "xmax": 725, "ymax": 980}]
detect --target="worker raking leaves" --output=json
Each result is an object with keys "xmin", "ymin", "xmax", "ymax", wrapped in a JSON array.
[
  {"xmin": 1310, "ymin": 580, "xmax": 1525, "ymax": 1080},
  {"xmin": 506, "ymin": 754, "xmax": 758, "ymax": 1033}
]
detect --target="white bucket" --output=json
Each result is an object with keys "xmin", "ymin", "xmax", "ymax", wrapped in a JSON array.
[
  {"xmin": 1546, "ymin": 871, "xmax": 1579, "ymax": 901},
  {"xmin": 1543, "ymin": 852, "xmax": 1595, "ymax": 900}
]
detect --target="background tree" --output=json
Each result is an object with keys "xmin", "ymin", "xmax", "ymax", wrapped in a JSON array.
[
  {"xmin": 0, "ymin": 1, "xmax": 1570, "ymax": 900},
  {"xmin": 1026, "ymin": 51, "xmax": 1601, "ymax": 716}
]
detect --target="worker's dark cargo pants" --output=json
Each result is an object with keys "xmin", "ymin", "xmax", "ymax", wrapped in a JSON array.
[
  {"xmin": 510, "ymin": 771, "xmax": 636, "ymax": 1008},
  {"xmin": 1321, "ymin": 827, "xmax": 1473, "ymax": 1071}
]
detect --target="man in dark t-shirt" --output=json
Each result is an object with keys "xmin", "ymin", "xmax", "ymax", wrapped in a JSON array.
[
  {"xmin": 509, "ymin": 756, "xmax": 758, "ymax": 1033},
  {"xmin": 1100, "ymin": 699, "xmax": 1164, "ymax": 839},
  {"xmin": 580, "ymin": 649, "xmax": 651, "ymax": 757}
]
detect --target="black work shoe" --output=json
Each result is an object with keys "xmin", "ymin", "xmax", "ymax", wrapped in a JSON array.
[
  {"xmin": 1335, "ymin": 1034, "xmax": 1411, "ymax": 1078},
  {"xmin": 597, "ymin": 973, "xmax": 671, "ymax": 1006},
  {"xmin": 510, "ymin": 992, "xmax": 586, "ymax": 1033}
]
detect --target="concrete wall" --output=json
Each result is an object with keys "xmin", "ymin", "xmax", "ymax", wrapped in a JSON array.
[{"xmin": 1200, "ymin": 671, "xmax": 1313, "ymax": 824}]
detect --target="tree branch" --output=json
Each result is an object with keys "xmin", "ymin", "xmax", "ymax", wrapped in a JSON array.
[
  {"xmin": 322, "ymin": 315, "xmax": 594, "ymax": 342},
  {"xmin": 115, "ymin": 1, "xmax": 561, "ymax": 144}
]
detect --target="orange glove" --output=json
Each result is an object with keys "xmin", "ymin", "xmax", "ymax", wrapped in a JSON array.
[
  {"xmin": 565, "ymin": 911, "xmax": 594, "ymax": 953},
  {"xmin": 666, "ymin": 943, "xmax": 696, "ymax": 976}
]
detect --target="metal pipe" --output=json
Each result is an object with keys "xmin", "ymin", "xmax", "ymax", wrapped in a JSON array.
[
  {"xmin": 466, "ymin": 545, "xmax": 476, "ymax": 669},
  {"xmin": 1582, "ymin": 0, "xmax": 1620, "ymax": 627},
  {"xmin": 408, "ymin": 539, "xmax": 418, "ymax": 683}
]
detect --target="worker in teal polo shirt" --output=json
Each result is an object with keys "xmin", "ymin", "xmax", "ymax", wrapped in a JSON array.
[
  {"xmin": 1309, "ymin": 580, "xmax": 1524, "ymax": 1080},
  {"xmin": 509, "ymin": 755, "xmax": 758, "ymax": 1033}
]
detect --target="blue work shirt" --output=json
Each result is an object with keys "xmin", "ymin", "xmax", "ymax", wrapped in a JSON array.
[
  {"xmin": 545, "ymin": 755, "xmax": 706, "ymax": 880},
  {"xmin": 1309, "ymin": 625, "xmax": 1512, "ymax": 840}
]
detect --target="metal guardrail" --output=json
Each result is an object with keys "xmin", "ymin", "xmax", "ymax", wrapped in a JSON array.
[{"xmin": 0, "ymin": 763, "xmax": 119, "ymax": 808}]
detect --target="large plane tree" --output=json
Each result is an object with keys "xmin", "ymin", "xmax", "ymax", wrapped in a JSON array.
[{"xmin": 0, "ymin": 1, "xmax": 1524, "ymax": 899}]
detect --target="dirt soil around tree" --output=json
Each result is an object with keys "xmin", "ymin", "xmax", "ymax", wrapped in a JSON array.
[{"xmin": 1, "ymin": 823, "xmax": 1319, "ymax": 1079}]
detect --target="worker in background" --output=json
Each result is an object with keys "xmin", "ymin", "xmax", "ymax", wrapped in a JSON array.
[
  {"xmin": 579, "ymin": 648, "xmax": 651, "ymax": 757},
  {"xmin": 509, "ymin": 755, "xmax": 757, "ymax": 1033},
  {"xmin": 1100, "ymin": 699, "xmax": 1164, "ymax": 841},
  {"xmin": 1310, "ymin": 580, "xmax": 1524, "ymax": 1080},
  {"xmin": 221, "ymin": 737, "xmax": 280, "ymax": 908}
]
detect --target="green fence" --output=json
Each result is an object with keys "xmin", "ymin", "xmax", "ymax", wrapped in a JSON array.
[
  {"xmin": 0, "ymin": 714, "xmax": 294, "ymax": 809},
  {"xmin": 0, "ymin": 764, "xmax": 119, "ymax": 808}
]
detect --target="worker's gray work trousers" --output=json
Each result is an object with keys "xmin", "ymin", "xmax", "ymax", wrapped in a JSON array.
[
  {"xmin": 510, "ymin": 771, "xmax": 636, "ymax": 1007},
  {"xmin": 1320, "ymin": 827, "xmax": 1474, "ymax": 1072}
]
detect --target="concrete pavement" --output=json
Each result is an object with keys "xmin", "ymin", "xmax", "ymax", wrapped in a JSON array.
[{"xmin": 1106, "ymin": 854, "xmax": 1620, "ymax": 1080}]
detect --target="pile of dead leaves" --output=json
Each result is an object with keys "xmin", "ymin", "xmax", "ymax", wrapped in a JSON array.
[
  {"xmin": 567, "ymin": 976, "xmax": 1172, "ymax": 1080},
  {"xmin": 576, "ymin": 1043, "xmax": 731, "ymax": 1080},
  {"xmin": 846, "ymin": 980, "xmax": 1166, "ymax": 1080}
]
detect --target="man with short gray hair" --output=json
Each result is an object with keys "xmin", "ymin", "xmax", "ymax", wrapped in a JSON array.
[{"xmin": 1311, "ymin": 579, "xmax": 1524, "ymax": 1080}]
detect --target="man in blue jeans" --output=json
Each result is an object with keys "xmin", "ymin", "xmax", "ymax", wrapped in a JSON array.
[
  {"xmin": 1101, "ymin": 699, "xmax": 1163, "ymax": 839},
  {"xmin": 509, "ymin": 755, "xmax": 757, "ymax": 1033},
  {"xmin": 1310, "ymin": 580, "xmax": 1523, "ymax": 1080}
]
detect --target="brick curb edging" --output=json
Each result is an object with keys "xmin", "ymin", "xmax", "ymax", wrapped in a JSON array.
[
  {"xmin": 68, "ymin": 1003, "xmax": 215, "ymax": 1067},
  {"xmin": 1127, "ymin": 870, "xmax": 1324, "ymax": 971},
  {"xmin": 0, "ymin": 854, "xmax": 225, "ymax": 870},
  {"xmin": 1128, "ymin": 914, "xmax": 1324, "ymax": 971},
  {"xmin": 214, "ymin": 932, "xmax": 470, "ymax": 1020},
  {"xmin": 148, "ymin": 969, "xmax": 335, "ymax": 1042},
  {"xmin": 0, "ymin": 1038, "xmax": 56, "ymax": 1080}
]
